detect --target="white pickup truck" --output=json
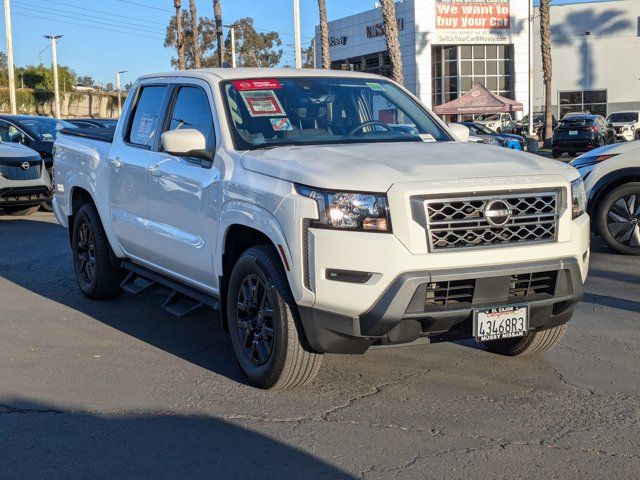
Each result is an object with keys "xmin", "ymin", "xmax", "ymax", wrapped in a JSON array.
[{"xmin": 53, "ymin": 69, "xmax": 590, "ymax": 389}]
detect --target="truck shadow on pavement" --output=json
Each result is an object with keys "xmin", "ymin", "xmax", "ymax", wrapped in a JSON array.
[
  {"xmin": 0, "ymin": 216, "xmax": 250, "ymax": 386},
  {"xmin": 1, "ymin": 397, "xmax": 355, "ymax": 479}
]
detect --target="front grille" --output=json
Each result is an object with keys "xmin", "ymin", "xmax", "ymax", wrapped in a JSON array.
[
  {"xmin": 422, "ymin": 192, "xmax": 559, "ymax": 251},
  {"xmin": 508, "ymin": 271, "xmax": 557, "ymax": 300},
  {"xmin": 0, "ymin": 163, "xmax": 42, "ymax": 180},
  {"xmin": 425, "ymin": 279, "xmax": 475, "ymax": 308}
]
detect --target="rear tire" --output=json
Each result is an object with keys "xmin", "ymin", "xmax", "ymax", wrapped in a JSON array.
[
  {"xmin": 596, "ymin": 182, "xmax": 640, "ymax": 255},
  {"xmin": 3, "ymin": 205, "xmax": 40, "ymax": 216},
  {"xmin": 71, "ymin": 203, "xmax": 124, "ymax": 299},
  {"xmin": 483, "ymin": 324, "xmax": 567, "ymax": 356},
  {"xmin": 227, "ymin": 245, "xmax": 322, "ymax": 389}
]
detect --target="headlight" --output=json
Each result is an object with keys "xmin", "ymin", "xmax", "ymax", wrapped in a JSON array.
[
  {"xmin": 295, "ymin": 185, "xmax": 391, "ymax": 232},
  {"xmin": 571, "ymin": 177, "xmax": 586, "ymax": 219}
]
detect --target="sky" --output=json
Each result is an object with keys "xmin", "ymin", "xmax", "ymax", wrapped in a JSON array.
[{"xmin": 0, "ymin": 0, "xmax": 615, "ymax": 87}]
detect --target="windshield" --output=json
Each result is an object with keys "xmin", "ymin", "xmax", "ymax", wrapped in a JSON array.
[
  {"xmin": 18, "ymin": 117, "xmax": 77, "ymax": 141},
  {"xmin": 607, "ymin": 112, "xmax": 638, "ymax": 123},
  {"xmin": 221, "ymin": 77, "xmax": 450, "ymax": 150},
  {"xmin": 475, "ymin": 114, "xmax": 500, "ymax": 121}
]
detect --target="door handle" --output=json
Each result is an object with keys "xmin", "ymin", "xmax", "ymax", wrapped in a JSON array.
[
  {"xmin": 109, "ymin": 157, "xmax": 121, "ymax": 169},
  {"xmin": 148, "ymin": 164, "xmax": 162, "ymax": 178}
]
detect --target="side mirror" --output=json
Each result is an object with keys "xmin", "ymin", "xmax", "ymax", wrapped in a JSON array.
[
  {"xmin": 161, "ymin": 129, "xmax": 213, "ymax": 164},
  {"xmin": 447, "ymin": 123, "xmax": 470, "ymax": 142}
]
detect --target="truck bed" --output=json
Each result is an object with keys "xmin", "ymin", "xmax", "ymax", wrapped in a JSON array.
[{"xmin": 60, "ymin": 127, "xmax": 115, "ymax": 143}]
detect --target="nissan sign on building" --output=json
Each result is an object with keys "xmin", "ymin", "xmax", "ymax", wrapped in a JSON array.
[{"xmin": 315, "ymin": 0, "xmax": 640, "ymax": 119}]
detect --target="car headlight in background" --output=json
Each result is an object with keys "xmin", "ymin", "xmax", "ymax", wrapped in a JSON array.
[
  {"xmin": 295, "ymin": 185, "xmax": 391, "ymax": 232},
  {"xmin": 571, "ymin": 177, "xmax": 587, "ymax": 219}
]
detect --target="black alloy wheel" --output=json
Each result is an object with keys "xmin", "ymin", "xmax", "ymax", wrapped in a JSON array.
[
  {"xmin": 236, "ymin": 273, "xmax": 275, "ymax": 366},
  {"xmin": 597, "ymin": 183, "xmax": 640, "ymax": 255},
  {"xmin": 76, "ymin": 217, "xmax": 97, "ymax": 285}
]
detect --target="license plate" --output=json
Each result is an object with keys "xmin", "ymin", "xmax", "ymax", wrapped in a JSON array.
[
  {"xmin": 569, "ymin": 130, "xmax": 578, "ymax": 135},
  {"xmin": 473, "ymin": 305, "xmax": 529, "ymax": 342}
]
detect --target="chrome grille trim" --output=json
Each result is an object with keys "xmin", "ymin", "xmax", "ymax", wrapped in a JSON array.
[{"xmin": 420, "ymin": 191, "xmax": 560, "ymax": 251}]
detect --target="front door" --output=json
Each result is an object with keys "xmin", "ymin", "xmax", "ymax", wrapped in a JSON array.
[
  {"xmin": 146, "ymin": 83, "xmax": 221, "ymax": 290},
  {"xmin": 109, "ymin": 84, "xmax": 169, "ymax": 260}
]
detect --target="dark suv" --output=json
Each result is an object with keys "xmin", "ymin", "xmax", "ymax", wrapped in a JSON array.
[{"xmin": 552, "ymin": 114, "xmax": 616, "ymax": 158}]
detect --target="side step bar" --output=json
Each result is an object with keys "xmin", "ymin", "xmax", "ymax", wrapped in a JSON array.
[{"xmin": 120, "ymin": 260, "xmax": 220, "ymax": 317}]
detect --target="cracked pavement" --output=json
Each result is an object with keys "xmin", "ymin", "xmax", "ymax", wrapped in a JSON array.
[{"xmin": 1, "ymin": 213, "xmax": 639, "ymax": 479}]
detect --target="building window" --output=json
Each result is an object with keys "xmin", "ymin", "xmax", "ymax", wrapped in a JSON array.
[
  {"xmin": 331, "ymin": 51, "xmax": 393, "ymax": 78},
  {"xmin": 432, "ymin": 45, "xmax": 514, "ymax": 108},
  {"xmin": 558, "ymin": 89, "xmax": 607, "ymax": 118}
]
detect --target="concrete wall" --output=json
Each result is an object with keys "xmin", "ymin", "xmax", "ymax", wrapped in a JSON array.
[
  {"xmin": 533, "ymin": 0, "xmax": 640, "ymax": 115},
  {"xmin": 0, "ymin": 90, "xmax": 125, "ymax": 118}
]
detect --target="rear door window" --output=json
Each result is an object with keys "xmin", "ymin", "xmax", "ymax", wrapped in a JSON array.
[{"xmin": 127, "ymin": 85, "xmax": 168, "ymax": 147}]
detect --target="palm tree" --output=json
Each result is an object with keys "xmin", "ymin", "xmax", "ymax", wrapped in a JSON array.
[
  {"xmin": 173, "ymin": 0, "xmax": 186, "ymax": 70},
  {"xmin": 317, "ymin": 0, "xmax": 330, "ymax": 69},
  {"xmin": 189, "ymin": 0, "xmax": 201, "ymax": 68},
  {"xmin": 213, "ymin": 0, "xmax": 224, "ymax": 67},
  {"xmin": 379, "ymin": 0, "xmax": 403, "ymax": 84},
  {"xmin": 539, "ymin": 0, "xmax": 552, "ymax": 141}
]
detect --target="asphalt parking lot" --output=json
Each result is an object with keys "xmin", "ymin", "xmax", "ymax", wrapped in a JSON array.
[{"xmin": 1, "ymin": 212, "xmax": 639, "ymax": 479}]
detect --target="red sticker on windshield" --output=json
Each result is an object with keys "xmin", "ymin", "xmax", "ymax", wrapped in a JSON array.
[{"xmin": 233, "ymin": 79, "xmax": 282, "ymax": 91}]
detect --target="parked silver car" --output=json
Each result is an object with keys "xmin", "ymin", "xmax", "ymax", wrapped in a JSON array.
[{"xmin": 0, "ymin": 142, "xmax": 51, "ymax": 216}]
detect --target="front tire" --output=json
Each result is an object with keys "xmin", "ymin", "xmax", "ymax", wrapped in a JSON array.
[
  {"xmin": 483, "ymin": 324, "xmax": 567, "ymax": 356},
  {"xmin": 227, "ymin": 245, "xmax": 322, "ymax": 389},
  {"xmin": 3, "ymin": 205, "xmax": 40, "ymax": 216},
  {"xmin": 596, "ymin": 182, "xmax": 640, "ymax": 255},
  {"xmin": 71, "ymin": 203, "xmax": 124, "ymax": 299}
]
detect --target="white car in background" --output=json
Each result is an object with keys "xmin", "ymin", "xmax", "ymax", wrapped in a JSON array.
[
  {"xmin": 474, "ymin": 113, "xmax": 515, "ymax": 133},
  {"xmin": 606, "ymin": 111, "xmax": 640, "ymax": 142},
  {"xmin": 571, "ymin": 140, "xmax": 640, "ymax": 255}
]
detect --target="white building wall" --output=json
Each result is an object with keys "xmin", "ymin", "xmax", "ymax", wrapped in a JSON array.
[{"xmin": 533, "ymin": 0, "xmax": 640, "ymax": 114}]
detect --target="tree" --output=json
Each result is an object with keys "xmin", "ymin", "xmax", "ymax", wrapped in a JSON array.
[
  {"xmin": 15, "ymin": 64, "xmax": 76, "ymax": 90},
  {"xmin": 213, "ymin": 0, "xmax": 224, "ymax": 67},
  {"xmin": 380, "ymin": 0, "xmax": 403, "ymax": 84},
  {"xmin": 106, "ymin": 82, "xmax": 114, "ymax": 92},
  {"xmin": 226, "ymin": 18, "xmax": 283, "ymax": 68},
  {"xmin": 174, "ymin": 0, "xmax": 186, "ymax": 70},
  {"xmin": 189, "ymin": 0, "xmax": 201, "ymax": 68},
  {"xmin": 165, "ymin": 11, "xmax": 217, "ymax": 68},
  {"xmin": 301, "ymin": 44, "xmax": 314, "ymax": 68},
  {"xmin": 77, "ymin": 76, "xmax": 94, "ymax": 87},
  {"xmin": 540, "ymin": 0, "xmax": 552, "ymax": 141},
  {"xmin": 317, "ymin": 0, "xmax": 330, "ymax": 69},
  {"xmin": 0, "ymin": 52, "xmax": 7, "ymax": 69}
]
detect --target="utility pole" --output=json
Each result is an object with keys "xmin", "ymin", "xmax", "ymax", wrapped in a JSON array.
[
  {"xmin": 45, "ymin": 35, "xmax": 63, "ymax": 119},
  {"xmin": 116, "ymin": 70, "xmax": 127, "ymax": 117},
  {"xmin": 4, "ymin": 0, "xmax": 17, "ymax": 114},
  {"xmin": 527, "ymin": 0, "xmax": 534, "ymax": 136},
  {"xmin": 230, "ymin": 25, "xmax": 237, "ymax": 68},
  {"xmin": 293, "ymin": 0, "xmax": 301, "ymax": 68}
]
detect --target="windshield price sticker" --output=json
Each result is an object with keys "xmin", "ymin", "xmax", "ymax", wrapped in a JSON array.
[
  {"xmin": 239, "ymin": 90, "xmax": 286, "ymax": 117},
  {"xmin": 366, "ymin": 82, "xmax": 386, "ymax": 91},
  {"xmin": 233, "ymin": 79, "xmax": 282, "ymax": 91}
]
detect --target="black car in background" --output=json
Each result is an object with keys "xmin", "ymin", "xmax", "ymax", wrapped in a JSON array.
[
  {"xmin": 67, "ymin": 118, "xmax": 118, "ymax": 129},
  {"xmin": 514, "ymin": 112, "xmax": 558, "ymax": 138},
  {"xmin": 0, "ymin": 115, "xmax": 78, "ymax": 211},
  {"xmin": 552, "ymin": 114, "xmax": 616, "ymax": 158}
]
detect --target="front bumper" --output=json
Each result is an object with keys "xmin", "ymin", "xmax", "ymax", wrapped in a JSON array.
[
  {"xmin": 614, "ymin": 132, "xmax": 634, "ymax": 142},
  {"xmin": 0, "ymin": 185, "xmax": 51, "ymax": 208},
  {"xmin": 299, "ymin": 257, "xmax": 584, "ymax": 354}
]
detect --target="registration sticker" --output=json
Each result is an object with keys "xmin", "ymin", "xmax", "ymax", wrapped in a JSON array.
[
  {"xmin": 239, "ymin": 90, "xmax": 285, "ymax": 117},
  {"xmin": 233, "ymin": 79, "xmax": 282, "ymax": 91},
  {"xmin": 270, "ymin": 117, "xmax": 293, "ymax": 131},
  {"xmin": 366, "ymin": 82, "xmax": 386, "ymax": 91}
]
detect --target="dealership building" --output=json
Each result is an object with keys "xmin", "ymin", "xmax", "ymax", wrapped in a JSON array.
[{"xmin": 315, "ymin": 0, "xmax": 640, "ymax": 119}]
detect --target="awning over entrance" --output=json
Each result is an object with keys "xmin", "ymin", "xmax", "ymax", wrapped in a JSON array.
[{"xmin": 432, "ymin": 84, "xmax": 523, "ymax": 115}]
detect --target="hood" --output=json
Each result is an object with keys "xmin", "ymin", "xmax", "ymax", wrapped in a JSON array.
[
  {"xmin": 241, "ymin": 141, "xmax": 575, "ymax": 192},
  {"xmin": 0, "ymin": 142, "xmax": 41, "ymax": 161}
]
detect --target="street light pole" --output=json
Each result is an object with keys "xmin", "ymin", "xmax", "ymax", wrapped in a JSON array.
[
  {"xmin": 528, "ymin": 0, "xmax": 534, "ymax": 136},
  {"xmin": 45, "ymin": 35, "xmax": 63, "ymax": 119},
  {"xmin": 293, "ymin": 0, "xmax": 301, "ymax": 68},
  {"xmin": 116, "ymin": 70, "xmax": 127, "ymax": 117},
  {"xmin": 4, "ymin": 0, "xmax": 17, "ymax": 114},
  {"xmin": 230, "ymin": 25, "xmax": 236, "ymax": 68}
]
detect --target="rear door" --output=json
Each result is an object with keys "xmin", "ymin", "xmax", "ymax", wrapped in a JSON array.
[
  {"xmin": 108, "ymin": 83, "xmax": 170, "ymax": 259},
  {"xmin": 145, "ymin": 79, "xmax": 222, "ymax": 290}
]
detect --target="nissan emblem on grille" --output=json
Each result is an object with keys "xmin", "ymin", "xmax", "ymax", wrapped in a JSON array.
[
  {"xmin": 420, "ymin": 192, "xmax": 559, "ymax": 251},
  {"xmin": 483, "ymin": 199, "xmax": 513, "ymax": 227},
  {"xmin": 21, "ymin": 161, "xmax": 30, "ymax": 171}
]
